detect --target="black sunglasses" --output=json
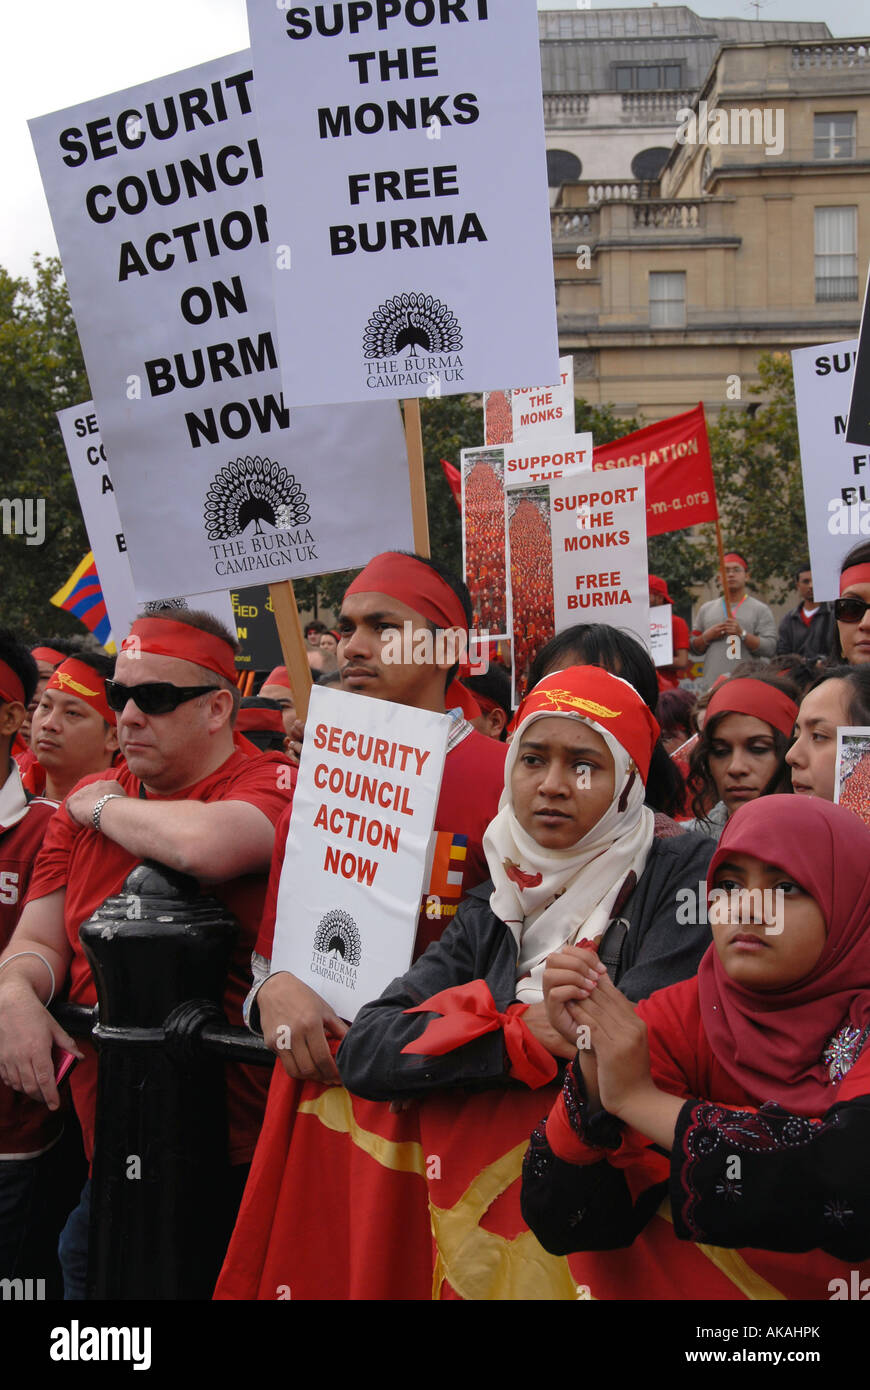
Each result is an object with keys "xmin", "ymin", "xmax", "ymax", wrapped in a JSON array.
[
  {"xmin": 105, "ymin": 680, "xmax": 220, "ymax": 715},
  {"xmin": 834, "ymin": 596, "xmax": 870, "ymax": 624}
]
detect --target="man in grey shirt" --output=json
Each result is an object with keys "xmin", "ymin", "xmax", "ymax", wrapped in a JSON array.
[{"xmin": 690, "ymin": 552, "xmax": 777, "ymax": 688}]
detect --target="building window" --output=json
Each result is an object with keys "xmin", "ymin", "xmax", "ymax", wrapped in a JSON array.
[
  {"xmin": 614, "ymin": 63, "xmax": 682, "ymax": 91},
  {"xmin": 815, "ymin": 206, "xmax": 858, "ymax": 302},
  {"xmin": 649, "ymin": 271, "xmax": 686, "ymax": 327},
  {"xmin": 546, "ymin": 149, "xmax": 583, "ymax": 188},
  {"xmin": 631, "ymin": 147, "xmax": 669, "ymax": 181},
  {"xmin": 813, "ymin": 113, "xmax": 856, "ymax": 160}
]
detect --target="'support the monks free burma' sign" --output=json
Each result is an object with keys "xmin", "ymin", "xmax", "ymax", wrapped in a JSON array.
[
  {"xmin": 30, "ymin": 53, "xmax": 413, "ymax": 601},
  {"xmin": 271, "ymin": 685, "xmax": 448, "ymax": 1021},
  {"xmin": 245, "ymin": 0, "xmax": 559, "ymax": 405}
]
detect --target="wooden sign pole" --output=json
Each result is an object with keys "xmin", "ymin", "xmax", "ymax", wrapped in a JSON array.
[
  {"xmin": 269, "ymin": 580, "xmax": 314, "ymax": 722},
  {"xmin": 403, "ymin": 397, "xmax": 430, "ymax": 558},
  {"xmin": 714, "ymin": 519, "xmax": 733, "ymax": 620}
]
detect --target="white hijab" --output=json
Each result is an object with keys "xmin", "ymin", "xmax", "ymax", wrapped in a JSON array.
[{"xmin": 484, "ymin": 699, "xmax": 654, "ymax": 1003}]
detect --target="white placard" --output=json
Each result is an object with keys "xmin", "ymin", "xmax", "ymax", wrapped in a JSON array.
[
  {"xmin": 792, "ymin": 339, "xmax": 866, "ymax": 602},
  {"xmin": 504, "ymin": 431, "xmax": 593, "ymax": 485},
  {"xmin": 246, "ymin": 0, "xmax": 559, "ymax": 406},
  {"xmin": 549, "ymin": 466, "xmax": 649, "ymax": 646},
  {"xmin": 56, "ymin": 401, "xmax": 235, "ymax": 644},
  {"xmin": 272, "ymin": 686, "xmax": 449, "ymax": 1021},
  {"xmin": 649, "ymin": 607, "xmax": 674, "ymax": 667},
  {"xmin": 512, "ymin": 357, "xmax": 575, "ymax": 442},
  {"xmin": 30, "ymin": 53, "xmax": 413, "ymax": 600}
]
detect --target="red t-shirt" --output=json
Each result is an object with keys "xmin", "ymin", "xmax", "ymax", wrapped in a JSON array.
[
  {"xmin": 257, "ymin": 727, "xmax": 507, "ymax": 964},
  {"xmin": 1, "ymin": 793, "xmax": 62, "ymax": 1156},
  {"xmin": 26, "ymin": 750, "xmax": 294, "ymax": 1164}
]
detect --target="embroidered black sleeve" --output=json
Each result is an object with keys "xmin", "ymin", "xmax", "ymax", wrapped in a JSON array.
[
  {"xmin": 563, "ymin": 1054, "xmax": 624, "ymax": 1150},
  {"xmin": 672, "ymin": 1096, "xmax": 870, "ymax": 1261},
  {"xmin": 520, "ymin": 1117, "xmax": 667, "ymax": 1256}
]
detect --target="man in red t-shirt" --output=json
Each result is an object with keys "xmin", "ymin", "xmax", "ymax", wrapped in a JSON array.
[
  {"xmin": 251, "ymin": 552, "xmax": 506, "ymax": 1086},
  {"xmin": 0, "ymin": 611, "xmax": 293, "ymax": 1296}
]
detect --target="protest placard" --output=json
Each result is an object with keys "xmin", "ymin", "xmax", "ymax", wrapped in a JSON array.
[
  {"xmin": 271, "ymin": 685, "xmax": 449, "ymax": 1020},
  {"xmin": 792, "ymin": 339, "xmax": 866, "ymax": 601},
  {"xmin": 847, "ymin": 268, "xmax": 870, "ymax": 447},
  {"xmin": 592, "ymin": 404, "xmax": 717, "ymax": 537},
  {"xmin": 56, "ymin": 401, "xmax": 235, "ymax": 643},
  {"xmin": 504, "ymin": 432, "xmax": 593, "ymax": 486},
  {"xmin": 232, "ymin": 585, "xmax": 283, "ymax": 672},
  {"xmin": 31, "ymin": 53, "xmax": 414, "ymax": 602},
  {"xmin": 484, "ymin": 357, "xmax": 575, "ymax": 446},
  {"xmin": 506, "ymin": 483, "xmax": 555, "ymax": 707},
  {"xmin": 835, "ymin": 726, "xmax": 870, "ymax": 827},
  {"xmin": 650, "ymin": 606, "xmax": 674, "ymax": 667},
  {"xmin": 245, "ymin": 0, "xmax": 558, "ymax": 406}
]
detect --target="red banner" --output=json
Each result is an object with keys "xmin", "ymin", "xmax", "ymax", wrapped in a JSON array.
[{"xmin": 592, "ymin": 403, "xmax": 718, "ymax": 537}]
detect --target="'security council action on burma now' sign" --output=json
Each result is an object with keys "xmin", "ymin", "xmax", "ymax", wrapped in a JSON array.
[
  {"xmin": 246, "ymin": 0, "xmax": 559, "ymax": 406},
  {"xmin": 30, "ymin": 52, "xmax": 413, "ymax": 601}
]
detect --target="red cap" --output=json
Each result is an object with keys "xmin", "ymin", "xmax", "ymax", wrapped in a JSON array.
[
  {"xmin": 263, "ymin": 665, "xmax": 292, "ymax": 690},
  {"xmin": 648, "ymin": 575, "xmax": 671, "ymax": 602}
]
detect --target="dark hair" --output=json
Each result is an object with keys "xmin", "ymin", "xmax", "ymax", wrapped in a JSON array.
[
  {"xmin": 830, "ymin": 541, "xmax": 870, "ymax": 663},
  {"xmin": 806, "ymin": 664, "xmax": 870, "ymax": 726},
  {"xmin": 462, "ymin": 664, "xmax": 512, "ymax": 740},
  {"xmin": 0, "ymin": 628, "xmax": 39, "ymax": 708},
  {"xmin": 687, "ymin": 672, "xmax": 798, "ymax": 820},
  {"xmin": 793, "ymin": 561, "xmax": 812, "ymax": 585},
  {"xmin": 31, "ymin": 635, "xmax": 84, "ymax": 661},
  {"xmin": 767, "ymin": 652, "xmax": 819, "ymax": 697},
  {"xmin": 528, "ymin": 624, "xmax": 684, "ymax": 817},
  {"xmin": 238, "ymin": 696, "xmax": 287, "ymax": 752},
  {"xmin": 68, "ymin": 649, "xmax": 115, "ymax": 681},
  {"xmin": 656, "ymin": 687, "xmax": 696, "ymax": 742},
  {"xmin": 305, "ymin": 620, "xmax": 326, "ymax": 636}
]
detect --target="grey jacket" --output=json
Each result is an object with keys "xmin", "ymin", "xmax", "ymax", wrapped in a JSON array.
[{"xmin": 337, "ymin": 832, "xmax": 715, "ymax": 1101}]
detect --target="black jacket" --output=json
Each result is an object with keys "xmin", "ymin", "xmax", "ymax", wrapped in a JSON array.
[
  {"xmin": 776, "ymin": 603, "xmax": 835, "ymax": 658},
  {"xmin": 337, "ymin": 832, "xmax": 715, "ymax": 1101}
]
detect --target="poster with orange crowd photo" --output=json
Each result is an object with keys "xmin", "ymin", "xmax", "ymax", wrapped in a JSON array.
[
  {"xmin": 461, "ymin": 448, "xmax": 509, "ymax": 639},
  {"xmin": 484, "ymin": 356, "xmax": 575, "ymax": 446},
  {"xmin": 506, "ymin": 484, "xmax": 555, "ymax": 707},
  {"xmin": 835, "ymin": 727, "xmax": 870, "ymax": 828}
]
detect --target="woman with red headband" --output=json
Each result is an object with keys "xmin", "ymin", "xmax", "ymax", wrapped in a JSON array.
[
  {"xmin": 685, "ymin": 673, "xmax": 798, "ymax": 838},
  {"xmin": 216, "ymin": 666, "xmax": 713, "ymax": 1300},
  {"xmin": 522, "ymin": 796, "xmax": 870, "ymax": 1300},
  {"xmin": 831, "ymin": 541, "xmax": 870, "ymax": 666}
]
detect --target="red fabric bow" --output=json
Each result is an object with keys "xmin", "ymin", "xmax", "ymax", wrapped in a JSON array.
[{"xmin": 402, "ymin": 979, "xmax": 558, "ymax": 1089}]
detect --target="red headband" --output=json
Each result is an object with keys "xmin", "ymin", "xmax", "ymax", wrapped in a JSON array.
[
  {"xmin": 840, "ymin": 564, "xmax": 870, "ymax": 595},
  {"xmin": 31, "ymin": 646, "xmax": 67, "ymax": 667},
  {"xmin": 264, "ymin": 665, "xmax": 292, "ymax": 691},
  {"xmin": 0, "ymin": 660, "xmax": 25, "ymax": 707},
  {"xmin": 648, "ymin": 575, "xmax": 671, "ymax": 601},
  {"xmin": 723, "ymin": 553, "xmax": 748, "ymax": 570},
  {"xmin": 121, "ymin": 618, "xmax": 236, "ymax": 682},
  {"xmin": 236, "ymin": 707, "xmax": 287, "ymax": 736},
  {"xmin": 46, "ymin": 658, "xmax": 115, "ymax": 725},
  {"xmin": 466, "ymin": 689, "xmax": 502, "ymax": 719},
  {"xmin": 514, "ymin": 666, "xmax": 660, "ymax": 780},
  {"xmin": 346, "ymin": 553, "xmax": 468, "ymax": 633},
  {"xmin": 705, "ymin": 678, "xmax": 797, "ymax": 738}
]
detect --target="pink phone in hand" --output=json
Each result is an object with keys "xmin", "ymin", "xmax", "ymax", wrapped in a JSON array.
[{"xmin": 52, "ymin": 1044, "xmax": 77, "ymax": 1085}]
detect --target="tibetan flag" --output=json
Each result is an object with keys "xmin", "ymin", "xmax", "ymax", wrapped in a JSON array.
[
  {"xmin": 51, "ymin": 552, "xmax": 111, "ymax": 646},
  {"xmin": 439, "ymin": 459, "xmax": 462, "ymax": 512}
]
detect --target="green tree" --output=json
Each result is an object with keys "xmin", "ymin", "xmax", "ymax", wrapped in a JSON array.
[
  {"xmin": 707, "ymin": 352, "xmax": 805, "ymax": 602},
  {"xmin": 0, "ymin": 256, "xmax": 91, "ymax": 638}
]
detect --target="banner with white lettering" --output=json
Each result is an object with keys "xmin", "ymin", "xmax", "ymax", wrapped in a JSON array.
[
  {"xmin": 271, "ymin": 685, "xmax": 448, "ymax": 1020},
  {"xmin": 484, "ymin": 356, "xmax": 575, "ymax": 445},
  {"xmin": 246, "ymin": 0, "xmax": 559, "ymax": 405},
  {"xmin": 31, "ymin": 53, "xmax": 413, "ymax": 600},
  {"xmin": 56, "ymin": 401, "xmax": 235, "ymax": 643},
  {"xmin": 792, "ymin": 339, "xmax": 864, "ymax": 602}
]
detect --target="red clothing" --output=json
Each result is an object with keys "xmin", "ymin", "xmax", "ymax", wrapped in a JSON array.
[
  {"xmin": 26, "ymin": 750, "xmax": 294, "ymax": 1165},
  {"xmin": 257, "ymin": 726, "xmax": 506, "ymax": 963},
  {"xmin": 544, "ymin": 976, "xmax": 870, "ymax": 1299},
  {"xmin": 0, "ymin": 778, "xmax": 61, "ymax": 1156}
]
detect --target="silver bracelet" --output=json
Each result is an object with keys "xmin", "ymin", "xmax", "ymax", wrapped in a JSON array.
[
  {"xmin": 0, "ymin": 951, "xmax": 56, "ymax": 1006},
  {"xmin": 93, "ymin": 792, "xmax": 125, "ymax": 832}
]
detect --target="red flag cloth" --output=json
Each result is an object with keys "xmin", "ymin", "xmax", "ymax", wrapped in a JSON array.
[
  {"xmin": 401, "ymin": 980, "xmax": 558, "ymax": 1089},
  {"xmin": 439, "ymin": 458, "xmax": 462, "ymax": 511},
  {"xmin": 592, "ymin": 404, "xmax": 718, "ymax": 537}
]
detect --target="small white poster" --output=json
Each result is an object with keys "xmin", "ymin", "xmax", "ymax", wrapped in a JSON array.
[
  {"xmin": 549, "ymin": 466, "xmax": 649, "ymax": 646},
  {"xmin": 271, "ymin": 686, "xmax": 449, "ymax": 1021},
  {"xmin": 792, "ymin": 339, "xmax": 866, "ymax": 602},
  {"xmin": 834, "ymin": 725, "xmax": 870, "ymax": 827},
  {"xmin": 504, "ymin": 431, "xmax": 592, "ymax": 485},
  {"xmin": 30, "ymin": 53, "xmax": 413, "ymax": 600},
  {"xmin": 511, "ymin": 357, "xmax": 576, "ymax": 442},
  {"xmin": 246, "ymin": 0, "xmax": 559, "ymax": 405},
  {"xmin": 649, "ymin": 606, "xmax": 674, "ymax": 667},
  {"xmin": 56, "ymin": 401, "xmax": 235, "ymax": 645}
]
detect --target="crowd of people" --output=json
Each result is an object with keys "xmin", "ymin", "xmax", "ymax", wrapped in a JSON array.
[
  {"xmin": 463, "ymin": 456, "xmax": 508, "ymax": 637},
  {"xmin": 509, "ymin": 493, "xmax": 556, "ymax": 704},
  {"xmin": 1, "ymin": 536, "xmax": 869, "ymax": 1302}
]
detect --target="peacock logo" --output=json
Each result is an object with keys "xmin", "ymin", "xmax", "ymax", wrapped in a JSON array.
[
  {"xmin": 204, "ymin": 456, "xmax": 311, "ymax": 542},
  {"xmin": 363, "ymin": 292, "xmax": 463, "ymax": 359},
  {"xmin": 143, "ymin": 597, "xmax": 189, "ymax": 613},
  {"xmin": 311, "ymin": 909, "xmax": 362, "ymax": 987}
]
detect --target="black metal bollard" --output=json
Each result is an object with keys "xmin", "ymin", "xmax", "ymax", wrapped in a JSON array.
[{"xmin": 81, "ymin": 860, "xmax": 240, "ymax": 1300}]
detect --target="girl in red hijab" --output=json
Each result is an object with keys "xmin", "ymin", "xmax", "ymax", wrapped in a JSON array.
[{"xmin": 522, "ymin": 795, "xmax": 870, "ymax": 1299}]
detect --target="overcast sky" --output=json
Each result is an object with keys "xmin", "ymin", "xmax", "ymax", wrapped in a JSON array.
[{"xmin": 2, "ymin": 0, "xmax": 868, "ymax": 281}]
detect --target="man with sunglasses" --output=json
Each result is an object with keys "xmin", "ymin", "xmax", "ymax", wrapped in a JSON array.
[
  {"xmin": 834, "ymin": 542, "xmax": 870, "ymax": 665},
  {"xmin": 0, "ymin": 611, "xmax": 294, "ymax": 1297}
]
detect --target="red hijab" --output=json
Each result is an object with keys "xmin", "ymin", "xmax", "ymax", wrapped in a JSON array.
[{"xmin": 699, "ymin": 795, "xmax": 870, "ymax": 1115}]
